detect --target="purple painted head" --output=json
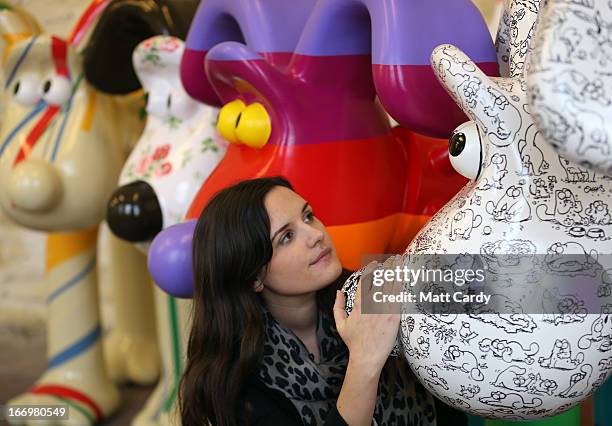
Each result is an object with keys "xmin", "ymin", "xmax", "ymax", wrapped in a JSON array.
[
  {"xmin": 180, "ymin": 0, "xmax": 315, "ymax": 106},
  {"xmin": 290, "ymin": 0, "xmax": 499, "ymax": 137}
]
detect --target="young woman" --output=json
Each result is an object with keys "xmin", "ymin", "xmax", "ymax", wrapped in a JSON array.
[{"xmin": 179, "ymin": 176, "xmax": 445, "ymax": 426}]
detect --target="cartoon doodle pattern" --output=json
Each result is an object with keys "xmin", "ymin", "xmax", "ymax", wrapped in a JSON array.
[
  {"xmin": 344, "ymin": 0, "xmax": 612, "ymax": 419},
  {"xmin": 527, "ymin": 0, "xmax": 612, "ymax": 175}
]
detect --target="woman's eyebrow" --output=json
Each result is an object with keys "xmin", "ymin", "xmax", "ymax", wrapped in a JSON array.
[{"xmin": 271, "ymin": 202, "xmax": 310, "ymax": 242}]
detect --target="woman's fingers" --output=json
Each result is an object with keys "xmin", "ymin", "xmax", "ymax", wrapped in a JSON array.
[{"xmin": 333, "ymin": 290, "xmax": 348, "ymax": 323}]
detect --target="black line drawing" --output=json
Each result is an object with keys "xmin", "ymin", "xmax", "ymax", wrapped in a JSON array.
[
  {"xmin": 486, "ymin": 185, "xmax": 532, "ymax": 222},
  {"xmin": 539, "ymin": 339, "xmax": 585, "ymax": 370},
  {"xmin": 492, "ymin": 365, "xmax": 559, "ymax": 395},
  {"xmin": 558, "ymin": 155, "xmax": 596, "ymax": 182},
  {"xmin": 558, "ymin": 364, "xmax": 593, "ymax": 398},
  {"xmin": 577, "ymin": 313, "xmax": 612, "ymax": 351},
  {"xmin": 481, "ymin": 154, "xmax": 509, "ymax": 189},
  {"xmin": 479, "ymin": 338, "xmax": 539, "ymax": 365},
  {"xmin": 479, "ymin": 391, "xmax": 543, "ymax": 409},
  {"xmin": 543, "ymin": 241, "xmax": 601, "ymax": 277},
  {"xmin": 518, "ymin": 125, "xmax": 550, "ymax": 176},
  {"xmin": 529, "ymin": 177, "xmax": 553, "ymax": 199},
  {"xmin": 441, "ymin": 345, "xmax": 485, "ymax": 381},
  {"xmin": 459, "ymin": 384, "xmax": 481, "ymax": 399},
  {"xmin": 459, "ymin": 321, "xmax": 478, "ymax": 344},
  {"xmin": 450, "ymin": 209, "xmax": 483, "ymax": 240},
  {"xmin": 542, "ymin": 288, "xmax": 588, "ymax": 325},
  {"xmin": 414, "ymin": 365, "xmax": 450, "ymax": 391},
  {"xmin": 536, "ymin": 188, "xmax": 587, "ymax": 227}
]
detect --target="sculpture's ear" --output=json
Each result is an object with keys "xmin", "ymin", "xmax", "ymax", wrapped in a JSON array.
[
  {"xmin": 205, "ymin": 41, "xmax": 286, "ymax": 107},
  {"xmin": 292, "ymin": 0, "xmax": 498, "ymax": 138},
  {"xmin": 495, "ymin": 0, "xmax": 540, "ymax": 77},
  {"xmin": 527, "ymin": 0, "xmax": 612, "ymax": 175},
  {"xmin": 132, "ymin": 36, "xmax": 184, "ymax": 91},
  {"xmin": 83, "ymin": 0, "xmax": 198, "ymax": 94},
  {"xmin": 0, "ymin": 5, "xmax": 40, "ymax": 66},
  {"xmin": 181, "ymin": 0, "xmax": 315, "ymax": 106},
  {"xmin": 431, "ymin": 44, "xmax": 503, "ymax": 128}
]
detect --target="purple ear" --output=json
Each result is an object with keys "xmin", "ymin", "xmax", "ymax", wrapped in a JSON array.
[
  {"xmin": 181, "ymin": 0, "xmax": 315, "ymax": 106},
  {"xmin": 293, "ymin": 0, "xmax": 499, "ymax": 138},
  {"xmin": 148, "ymin": 220, "xmax": 197, "ymax": 298}
]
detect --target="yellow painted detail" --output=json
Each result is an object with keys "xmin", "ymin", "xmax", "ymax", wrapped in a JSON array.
[
  {"xmin": 46, "ymin": 227, "xmax": 98, "ymax": 270},
  {"xmin": 2, "ymin": 32, "xmax": 31, "ymax": 64},
  {"xmin": 81, "ymin": 90, "xmax": 97, "ymax": 131},
  {"xmin": 235, "ymin": 102, "xmax": 271, "ymax": 149},
  {"xmin": 217, "ymin": 99, "xmax": 245, "ymax": 143}
]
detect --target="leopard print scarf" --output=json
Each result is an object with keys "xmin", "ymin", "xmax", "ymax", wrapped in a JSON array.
[{"xmin": 257, "ymin": 307, "xmax": 437, "ymax": 426}]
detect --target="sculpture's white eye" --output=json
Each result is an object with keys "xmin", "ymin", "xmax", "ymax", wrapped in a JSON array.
[
  {"xmin": 167, "ymin": 91, "xmax": 198, "ymax": 120},
  {"xmin": 41, "ymin": 75, "xmax": 72, "ymax": 106},
  {"xmin": 145, "ymin": 90, "xmax": 168, "ymax": 117},
  {"xmin": 12, "ymin": 74, "xmax": 41, "ymax": 107},
  {"xmin": 449, "ymin": 121, "xmax": 482, "ymax": 180}
]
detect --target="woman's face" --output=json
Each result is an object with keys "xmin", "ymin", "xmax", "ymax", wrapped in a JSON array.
[{"xmin": 261, "ymin": 186, "xmax": 342, "ymax": 296}]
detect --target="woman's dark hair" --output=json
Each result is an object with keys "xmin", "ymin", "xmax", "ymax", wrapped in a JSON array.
[{"xmin": 179, "ymin": 176, "xmax": 347, "ymax": 426}]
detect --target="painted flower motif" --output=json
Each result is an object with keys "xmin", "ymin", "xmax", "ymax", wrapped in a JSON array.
[
  {"xmin": 154, "ymin": 162, "xmax": 172, "ymax": 176},
  {"xmin": 200, "ymin": 137, "xmax": 219, "ymax": 153},
  {"xmin": 159, "ymin": 37, "xmax": 180, "ymax": 52},
  {"xmin": 164, "ymin": 115, "xmax": 182, "ymax": 129},
  {"xmin": 153, "ymin": 144, "xmax": 170, "ymax": 161},
  {"xmin": 136, "ymin": 156, "xmax": 152, "ymax": 175}
]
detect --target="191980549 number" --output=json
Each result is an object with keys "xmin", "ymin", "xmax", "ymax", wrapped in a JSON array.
[{"xmin": 2, "ymin": 405, "xmax": 69, "ymax": 420}]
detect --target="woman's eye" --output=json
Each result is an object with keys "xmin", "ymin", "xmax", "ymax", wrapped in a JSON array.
[
  {"xmin": 280, "ymin": 231, "xmax": 293, "ymax": 245},
  {"xmin": 304, "ymin": 211, "xmax": 314, "ymax": 222}
]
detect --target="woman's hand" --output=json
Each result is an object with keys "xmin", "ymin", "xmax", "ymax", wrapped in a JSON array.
[
  {"xmin": 333, "ymin": 255, "xmax": 402, "ymax": 371},
  {"xmin": 333, "ymin": 256, "xmax": 403, "ymax": 425}
]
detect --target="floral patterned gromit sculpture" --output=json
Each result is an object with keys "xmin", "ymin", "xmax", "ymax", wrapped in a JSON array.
[
  {"xmin": 106, "ymin": 35, "xmax": 226, "ymax": 426},
  {"xmin": 343, "ymin": 0, "xmax": 612, "ymax": 420}
]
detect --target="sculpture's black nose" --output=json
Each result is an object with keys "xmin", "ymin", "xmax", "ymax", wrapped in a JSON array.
[{"xmin": 107, "ymin": 180, "xmax": 163, "ymax": 242}]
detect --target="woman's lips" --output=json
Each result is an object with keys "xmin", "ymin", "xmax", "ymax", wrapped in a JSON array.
[{"xmin": 310, "ymin": 247, "xmax": 331, "ymax": 266}]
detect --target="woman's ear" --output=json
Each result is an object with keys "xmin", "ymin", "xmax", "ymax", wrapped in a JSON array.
[
  {"xmin": 253, "ymin": 278, "xmax": 264, "ymax": 293},
  {"xmin": 253, "ymin": 269, "xmax": 266, "ymax": 293}
]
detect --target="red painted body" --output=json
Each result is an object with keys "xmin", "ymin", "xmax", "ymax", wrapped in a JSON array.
[{"xmin": 184, "ymin": 50, "xmax": 467, "ymax": 269}]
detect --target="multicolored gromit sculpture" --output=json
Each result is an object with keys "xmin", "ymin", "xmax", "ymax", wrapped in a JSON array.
[
  {"xmin": 0, "ymin": 0, "xmax": 200, "ymax": 423},
  {"xmin": 148, "ymin": 0, "xmax": 498, "ymax": 297},
  {"xmin": 527, "ymin": 0, "xmax": 612, "ymax": 176},
  {"xmin": 344, "ymin": 0, "xmax": 612, "ymax": 420},
  {"xmin": 0, "ymin": 1, "xmax": 139, "ymax": 422},
  {"xmin": 106, "ymin": 35, "xmax": 226, "ymax": 426}
]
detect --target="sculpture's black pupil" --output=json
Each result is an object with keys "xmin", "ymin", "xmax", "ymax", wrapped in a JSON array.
[
  {"xmin": 13, "ymin": 82, "xmax": 20, "ymax": 95},
  {"xmin": 235, "ymin": 112, "xmax": 242, "ymax": 127},
  {"xmin": 449, "ymin": 132, "xmax": 466, "ymax": 157},
  {"xmin": 43, "ymin": 80, "xmax": 51, "ymax": 93},
  {"xmin": 166, "ymin": 94, "xmax": 172, "ymax": 109}
]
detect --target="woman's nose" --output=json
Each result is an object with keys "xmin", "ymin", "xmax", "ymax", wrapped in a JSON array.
[
  {"xmin": 107, "ymin": 180, "xmax": 163, "ymax": 242},
  {"xmin": 305, "ymin": 224, "xmax": 324, "ymax": 247}
]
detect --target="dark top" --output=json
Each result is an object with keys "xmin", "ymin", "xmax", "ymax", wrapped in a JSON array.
[
  {"xmin": 242, "ymin": 377, "xmax": 347, "ymax": 425},
  {"xmin": 241, "ymin": 377, "xmax": 468, "ymax": 426}
]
